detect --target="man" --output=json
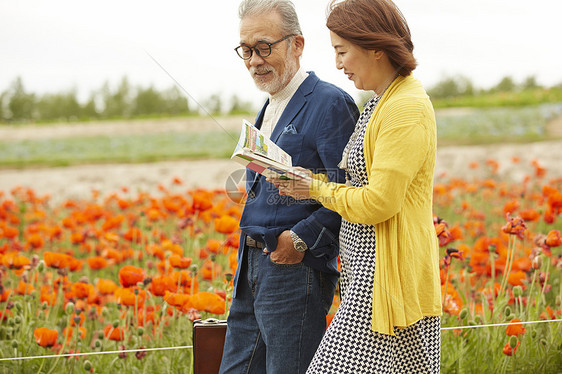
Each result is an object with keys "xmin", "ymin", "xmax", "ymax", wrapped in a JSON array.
[{"xmin": 219, "ymin": 1, "xmax": 358, "ymax": 373}]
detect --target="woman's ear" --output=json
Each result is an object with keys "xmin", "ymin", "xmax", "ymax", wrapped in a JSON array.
[{"xmin": 373, "ymin": 50, "xmax": 385, "ymax": 60}]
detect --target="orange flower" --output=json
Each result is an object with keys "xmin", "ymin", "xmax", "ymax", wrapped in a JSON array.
[
  {"xmin": 503, "ymin": 200, "xmax": 520, "ymax": 215},
  {"xmin": 519, "ymin": 208, "xmax": 541, "ymax": 222},
  {"xmin": 63, "ymin": 326, "xmax": 86, "ymax": 339},
  {"xmin": 149, "ymin": 275, "xmax": 177, "ymax": 296},
  {"xmin": 68, "ymin": 257, "xmax": 83, "ymax": 272},
  {"xmin": 34, "ymin": 327, "xmax": 58, "ymax": 347},
  {"xmin": 506, "ymin": 319, "xmax": 526, "ymax": 337},
  {"xmin": 164, "ymin": 291, "xmax": 192, "ymax": 309},
  {"xmin": 0, "ymin": 289, "xmax": 12, "ymax": 302},
  {"xmin": 441, "ymin": 283, "xmax": 463, "ymax": 315},
  {"xmin": 507, "ymin": 271, "xmax": 526, "ymax": 286},
  {"xmin": 96, "ymin": 278, "xmax": 118, "ymax": 295},
  {"xmin": 118, "ymin": 265, "xmax": 145, "ymax": 287},
  {"xmin": 206, "ymin": 239, "xmax": 222, "ymax": 254},
  {"xmin": 161, "ymin": 240, "xmax": 183, "ymax": 257},
  {"xmin": 191, "ymin": 292, "xmax": 226, "ymax": 315},
  {"xmin": 539, "ymin": 305, "xmax": 557, "ymax": 320},
  {"xmin": 40, "ymin": 285, "xmax": 57, "ymax": 306},
  {"xmin": 114, "ymin": 287, "xmax": 146, "ymax": 307},
  {"xmin": 43, "ymin": 251, "xmax": 72, "ymax": 269},
  {"xmin": 2, "ymin": 252, "xmax": 30, "ymax": 269},
  {"xmin": 545, "ymin": 230, "xmax": 561, "ymax": 248},
  {"xmin": 87, "ymin": 256, "xmax": 108, "ymax": 270},
  {"xmin": 169, "ymin": 254, "xmax": 192, "ymax": 269},
  {"xmin": 1, "ymin": 226, "xmax": 18, "ymax": 239},
  {"xmin": 103, "ymin": 324, "xmax": 125, "ymax": 341},
  {"xmin": 27, "ymin": 233, "xmax": 45, "ymax": 249},
  {"xmin": 214, "ymin": 215, "xmax": 239, "ymax": 234},
  {"xmin": 70, "ymin": 231, "xmax": 85, "ymax": 244},
  {"xmin": 123, "ymin": 227, "xmax": 143, "ymax": 243},
  {"xmin": 16, "ymin": 281, "xmax": 34, "ymax": 295},
  {"xmin": 192, "ymin": 191, "xmax": 213, "ymax": 211},
  {"xmin": 501, "ymin": 214, "xmax": 526, "ymax": 240},
  {"xmin": 71, "ymin": 282, "xmax": 94, "ymax": 299},
  {"xmin": 201, "ymin": 259, "xmax": 222, "ymax": 281}
]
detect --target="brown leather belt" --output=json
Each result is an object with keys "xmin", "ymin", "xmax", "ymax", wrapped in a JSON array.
[{"xmin": 245, "ymin": 236, "xmax": 264, "ymax": 249}]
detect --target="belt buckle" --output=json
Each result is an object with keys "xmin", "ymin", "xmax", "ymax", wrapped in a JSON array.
[{"xmin": 246, "ymin": 236, "xmax": 263, "ymax": 249}]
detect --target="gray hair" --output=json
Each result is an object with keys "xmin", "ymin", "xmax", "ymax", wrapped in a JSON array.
[{"xmin": 238, "ymin": 0, "xmax": 303, "ymax": 36}]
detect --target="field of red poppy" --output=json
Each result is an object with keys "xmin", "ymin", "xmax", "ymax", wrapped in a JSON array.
[{"xmin": 0, "ymin": 157, "xmax": 561, "ymax": 373}]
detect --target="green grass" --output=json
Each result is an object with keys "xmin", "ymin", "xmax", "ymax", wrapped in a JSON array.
[
  {"xmin": 431, "ymin": 87, "xmax": 562, "ymax": 108},
  {"xmin": 0, "ymin": 131, "xmax": 239, "ymax": 168},
  {"xmin": 435, "ymin": 103, "xmax": 562, "ymax": 145},
  {"xmin": 1, "ymin": 103, "xmax": 561, "ymax": 169}
]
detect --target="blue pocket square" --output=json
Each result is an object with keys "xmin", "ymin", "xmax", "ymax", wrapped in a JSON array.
[{"xmin": 281, "ymin": 124, "xmax": 298, "ymax": 135}]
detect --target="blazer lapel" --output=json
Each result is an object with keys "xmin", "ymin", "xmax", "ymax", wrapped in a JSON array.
[{"xmin": 270, "ymin": 89, "xmax": 306, "ymax": 142}]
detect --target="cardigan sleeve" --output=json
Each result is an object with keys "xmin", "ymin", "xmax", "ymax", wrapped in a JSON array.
[{"xmin": 309, "ymin": 99, "xmax": 431, "ymax": 225}]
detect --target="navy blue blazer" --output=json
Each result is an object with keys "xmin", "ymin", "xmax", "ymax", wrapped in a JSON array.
[{"xmin": 237, "ymin": 71, "xmax": 359, "ymax": 288}]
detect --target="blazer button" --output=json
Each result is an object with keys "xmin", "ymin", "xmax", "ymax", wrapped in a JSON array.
[{"xmin": 248, "ymin": 191, "xmax": 256, "ymax": 199}]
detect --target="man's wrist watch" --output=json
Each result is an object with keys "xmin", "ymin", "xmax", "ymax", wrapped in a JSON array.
[{"xmin": 289, "ymin": 230, "xmax": 308, "ymax": 253}]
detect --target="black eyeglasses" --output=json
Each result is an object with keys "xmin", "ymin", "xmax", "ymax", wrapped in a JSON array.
[{"xmin": 234, "ymin": 35, "xmax": 295, "ymax": 60}]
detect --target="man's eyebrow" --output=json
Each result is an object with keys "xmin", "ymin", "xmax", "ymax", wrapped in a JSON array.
[{"xmin": 240, "ymin": 37, "xmax": 274, "ymax": 45}]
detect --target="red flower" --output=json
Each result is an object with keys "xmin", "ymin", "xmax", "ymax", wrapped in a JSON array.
[{"xmin": 503, "ymin": 340, "xmax": 521, "ymax": 356}]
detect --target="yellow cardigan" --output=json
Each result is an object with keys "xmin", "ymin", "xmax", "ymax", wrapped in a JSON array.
[{"xmin": 309, "ymin": 74, "xmax": 442, "ymax": 336}]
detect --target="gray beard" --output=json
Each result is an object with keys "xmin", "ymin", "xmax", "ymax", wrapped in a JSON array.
[{"xmin": 251, "ymin": 57, "xmax": 298, "ymax": 95}]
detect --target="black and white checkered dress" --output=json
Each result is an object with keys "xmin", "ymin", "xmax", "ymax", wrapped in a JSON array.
[{"xmin": 307, "ymin": 97, "xmax": 441, "ymax": 374}]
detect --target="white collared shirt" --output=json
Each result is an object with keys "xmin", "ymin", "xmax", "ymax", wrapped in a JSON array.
[{"xmin": 260, "ymin": 67, "xmax": 309, "ymax": 138}]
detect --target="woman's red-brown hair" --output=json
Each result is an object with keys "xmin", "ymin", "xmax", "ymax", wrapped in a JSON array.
[{"xmin": 326, "ymin": 0, "xmax": 417, "ymax": 76}]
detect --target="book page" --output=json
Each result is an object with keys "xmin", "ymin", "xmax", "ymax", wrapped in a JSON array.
[{"xmin": 239, "ymin": 120, "xmax": 292, "ymax": 167}]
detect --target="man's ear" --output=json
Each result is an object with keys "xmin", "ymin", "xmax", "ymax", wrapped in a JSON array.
[{"xmin": 293, "ymin": 35, "xmax": 305, "ymax": 58}]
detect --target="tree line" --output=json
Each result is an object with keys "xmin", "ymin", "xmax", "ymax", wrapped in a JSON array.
[
  {"xmin": 426, "ymin": 75, "xmax": 561, "ymax": 99},
  {"xmin": 0, "ymin": 76, "xmax": 254, "ymax": 124},
  {"xmin": 1, "ymin": 75, "xmax": 560, "ymax": 124}
]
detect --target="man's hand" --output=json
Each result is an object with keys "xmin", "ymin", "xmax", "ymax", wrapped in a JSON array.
[{"xmin": 264, "ymin": 230, "xmax": 304, "ymax": 264}]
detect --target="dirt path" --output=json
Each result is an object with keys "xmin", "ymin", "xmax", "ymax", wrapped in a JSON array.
[
  {"xmin": 1, "ymin": 116, "xmax": 561, "ymax": 204},
  {"xmin": 1, "ymin": 139, "xmax": 561, "ymax": 205}
]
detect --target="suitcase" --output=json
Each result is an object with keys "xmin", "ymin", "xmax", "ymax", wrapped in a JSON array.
[{"xmin": 193, "ymin": 318, "xmax": 228, "ymax": 374}]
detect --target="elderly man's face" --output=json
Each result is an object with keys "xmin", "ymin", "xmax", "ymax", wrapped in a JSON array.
[{"xmin": 239, "ymin": 11, "xmax": 302, "ymax": 95}]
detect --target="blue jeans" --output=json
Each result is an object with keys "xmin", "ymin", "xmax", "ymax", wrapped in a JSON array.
[{"xmin": 219, "ymin": 245, "xmax": 335, "ymax": 374}]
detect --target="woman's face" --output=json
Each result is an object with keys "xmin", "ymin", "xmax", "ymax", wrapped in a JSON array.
[{"xmin": 330, "ymin": 31, "xmax": 387, "ymax": 93}]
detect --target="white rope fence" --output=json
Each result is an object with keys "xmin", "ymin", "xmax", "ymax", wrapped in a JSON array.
[{"xmin": 1, "ymin": 319, "xmax": 560, "ymax": 362}]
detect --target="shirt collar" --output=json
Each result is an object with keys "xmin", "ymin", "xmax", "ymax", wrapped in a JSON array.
[{"xmin": 269, "ymin": 67, "xmax": 308, "ymax": 103}]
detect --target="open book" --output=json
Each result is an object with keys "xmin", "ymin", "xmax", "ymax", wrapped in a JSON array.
[{"xmin": 231, "ymin": 120, "xmax": 309, "ymax": 180}]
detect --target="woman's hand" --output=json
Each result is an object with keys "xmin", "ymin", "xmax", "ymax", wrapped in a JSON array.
[{"xmin": 267, "ymin": 167, "xmax": 313, "ymax": 200}]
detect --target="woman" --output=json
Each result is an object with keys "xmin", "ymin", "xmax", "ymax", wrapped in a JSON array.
[{"xmin": 269, "ymin": 0, "xmax": 442, "ymax": 372}]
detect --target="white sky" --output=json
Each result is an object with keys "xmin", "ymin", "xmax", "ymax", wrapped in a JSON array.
[{"xmin": 1, "ymin": 0, "xmax": 561, "ymax": 110}]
